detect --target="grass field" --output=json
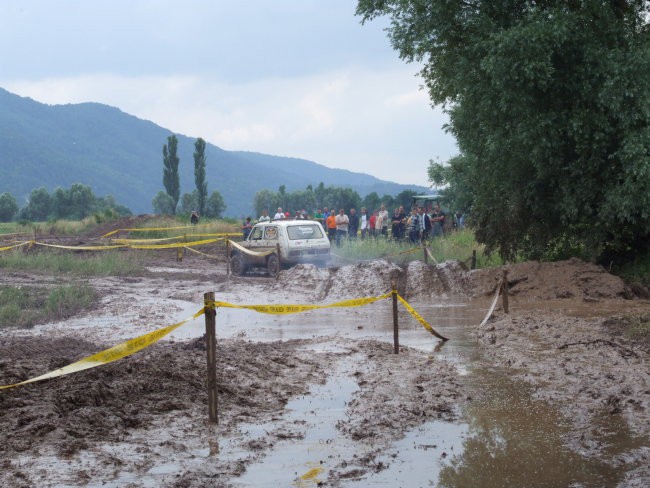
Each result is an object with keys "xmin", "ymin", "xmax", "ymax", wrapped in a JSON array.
[{"xmin": 0, "ymin": 284, "xmax": 97, "ymax": 328}]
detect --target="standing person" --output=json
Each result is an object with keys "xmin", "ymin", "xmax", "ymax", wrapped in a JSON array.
[
  {"xmin": 258, "ymin": 209, "xmax": 270, "ymax": 223},
  {"xmin": 190, "ymin": 210, "xmax": 199, "ymax": 225},
  {"xmin": 369, "ymin": 210, "xmax": 378, "ymax": 238},
  {"xmin": 274, "ymin": 207, "xmax": 285, "ymax": 219},
  {"xmin": 419, "ymin": 206, "xmax": 431, "ymax": 241},
  {"xmin": 359, "ymin": 207, "xmax": 369, "ymax": 239},
  {"xmin": 242, "ymin": 217, "xmax": 253, "ymax": 239},
  {"xmin": 326, "ymin": 210, "xmax": 337, "ymax": 241},
  {"xmin": 335, "ymin": 208, "xmax": 349, "ymax": 247},
  {"xmin": 348, "ymin": 208, "xmax": 359, "ymax": 240},
  {"xmin": 391, "ymin": 206, "xmax": 406, "ymax": 241},
  {"xmin": 408, "ymin": 207, "xmax": 420, "ymax": 243},
  {"xmin": 378, "ymin": 204, "xmax": 389, "ymax": 237},
  {"xmin": 431, "ymin": 204, "xmax": 446, "ymax": 238}
]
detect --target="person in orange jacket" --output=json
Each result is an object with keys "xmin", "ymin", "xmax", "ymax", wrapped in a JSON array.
[{"xmin": 326, "ymin": 210, "xmax": 337, "ymax": 241}]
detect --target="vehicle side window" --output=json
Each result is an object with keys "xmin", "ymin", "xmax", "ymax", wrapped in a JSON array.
[
  {"xmin": 250, "ymin": 227, "xmax": 263, "ymax": 240},
  {"xmin": 264, "ymin": 226, "xmax": 279, "ymax": 240}
]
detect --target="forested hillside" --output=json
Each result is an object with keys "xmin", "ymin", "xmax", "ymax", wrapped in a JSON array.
[{"xmin": 0, "ymin": 88, "xmax": 425, "ymax": 216}]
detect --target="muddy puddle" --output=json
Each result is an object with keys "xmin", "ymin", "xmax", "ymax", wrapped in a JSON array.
[
  {"xmin": 1, "ymin": 258, "xmax": 648, "ymax": 487},
  {"xmin": 163, "ymin": 296, "xmax": 644, "ymax": 487}
]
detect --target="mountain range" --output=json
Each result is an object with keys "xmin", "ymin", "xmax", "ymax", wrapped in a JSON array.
[{"xmin": 0, "ymin": 88, "xmax": 427, "ymax": 216}]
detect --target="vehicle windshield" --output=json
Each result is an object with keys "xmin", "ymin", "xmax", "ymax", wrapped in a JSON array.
[{"xmin": 286, "ymin": 224, "xmax": 324, "ymax": 240}]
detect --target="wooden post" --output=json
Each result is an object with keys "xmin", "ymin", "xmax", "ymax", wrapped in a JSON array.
[
  {"xmin": 502, "ymin": 270, "xmax": 509, "ymax": 314},
  {"xmin": 471, "ymin": 249, "xmax": 477, "ymax": 270},
  {"xmin": 226, "ymin": 241, "xmax": 230, "ymax": 278},
  {"xmin": 276, "ymin": 243, "xmax": 281, "ymax": 281},
  {"xmin": 422, "ymin": 242, "xmax": 428, "ymax": 264},
  {"xmin": 392, "ymin": 281, "xmax": 399, "ymax": 354},
  {"xmin": 176, "ymin": 247, "xmax": 183, "ymax": 262},
  {"xmin": 204, "ymin": 292, "xmax": 218, "ymax": 423}
]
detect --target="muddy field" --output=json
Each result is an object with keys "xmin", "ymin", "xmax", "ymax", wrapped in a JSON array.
[{"xmin": 0, "ymin": 246, "xmax": 648, "ymax": 487}]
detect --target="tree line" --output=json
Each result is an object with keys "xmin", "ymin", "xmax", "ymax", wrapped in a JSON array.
[
  {"xmin": 358, "ymin": 0, "xmax": 650, "ymax": 265},
  {"xmin": 252, "ymin": 183, "xmax": 419, "ymax": 218},
  {"xmin": 152, "ymin": 135, "xmax": 226, "ymax": 218},
  {"xmin": 0, "ymin": 184, "xmax": 131, "ymax": 223}
]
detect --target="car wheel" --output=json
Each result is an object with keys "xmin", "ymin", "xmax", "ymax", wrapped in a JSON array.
[
  {"xmin": 230, "ymin": 253, "xmax": 246, "ymax": 276},
  {"xmin": 267, "ymin": 254, "xmax": 280, "ymax": 278}
]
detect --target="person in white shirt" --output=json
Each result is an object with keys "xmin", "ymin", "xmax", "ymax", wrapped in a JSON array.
[
  {"xmin": 334, "ymin": 208, "xmax": 349, "ymax": 247},
  {"xmin": 273, "ymin": 207, "xmax": 285, "ymax": 219},
  {"xmin": 258, "ymin": 209, "xmax": 270, "ymax": 223},
  {"xmin": 359, "ymin": 207, "xmax": 369, "ymax": 239},
  {"xmin": 377, "ymin": 204, "xmax": 389, "ymax": 237}
]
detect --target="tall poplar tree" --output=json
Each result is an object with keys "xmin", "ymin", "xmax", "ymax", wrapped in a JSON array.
[
  {"xmin": 193, "ymin": 137, "xmax": 208, "ymax": 216},
  {"xmin": 162, "ymin": 135, "xmax": 180, "ymax": 215}
]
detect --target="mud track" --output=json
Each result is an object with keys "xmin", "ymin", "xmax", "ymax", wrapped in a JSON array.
[{"xmin": 0, "ymin": 252, "xmax": 648, "ymax": 487}]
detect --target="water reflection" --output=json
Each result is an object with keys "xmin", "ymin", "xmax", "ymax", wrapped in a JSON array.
[{"xmin": 437, "ymin": 369, "xmax": 625, "ymax": 488}]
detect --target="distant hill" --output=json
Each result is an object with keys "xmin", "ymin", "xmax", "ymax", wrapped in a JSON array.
[{"xmin": 0, "ymin": 88, "xmax": 427, "ymax": 216}]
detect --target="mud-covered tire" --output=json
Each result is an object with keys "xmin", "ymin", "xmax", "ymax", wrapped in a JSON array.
[
  {"xmin": 267, "ymin": 254, "xmax": 280, "ymax": 278},
  {"xmin": 230, "ymin": 253, "xmax": 246, "ymax": 276}
]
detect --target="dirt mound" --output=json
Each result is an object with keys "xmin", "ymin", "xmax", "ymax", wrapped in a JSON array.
[
  {"xmin": 86, "ymin": 214, "xmax": 155, "ymax": 238},
  {"xmin": 404, "ymin": 260, "xmax": 469, "ymax": 300},
  {"xmin": 0, "ymin": 336, "xmax": 324, "ymax": 458},
  {"xmin": 271, "ymin": 264, "xmax": 332, "ymax": 297},
  {"xmin": 325, "ymin": 260, "xmax": 402, "ymax": 300},
  {"xmin": 469, "ymin": 258, "xmax": 633, "ymax": 301}
]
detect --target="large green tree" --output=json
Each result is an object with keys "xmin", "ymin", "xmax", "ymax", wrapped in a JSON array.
[
  {"xmin": 193, "ymin": 137, "xmax": 208, "ymax": 215},
  {"xmin": 358, "ymin": 0, "xmax": 650, "ymax": 262},
  {"xmin": 162, "ymin": 135, "xmax": 180, "ymax": 215},
  {"xmin": 0, "ymin": 192, "xmax": 18, "ymax": 222}
]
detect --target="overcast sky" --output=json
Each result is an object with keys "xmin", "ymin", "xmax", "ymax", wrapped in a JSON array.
[{"xmin": 0, "ymin": 0, "xmax": 457, "ymax": 187}]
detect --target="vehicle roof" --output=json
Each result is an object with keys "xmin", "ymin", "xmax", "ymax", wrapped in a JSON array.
[{"xmin": 259, "ymin": 219, "xmax": 322, "ymax": 225}]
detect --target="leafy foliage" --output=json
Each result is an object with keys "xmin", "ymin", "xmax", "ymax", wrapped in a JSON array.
[
  {"xmin": 358, "ymin": 0, "xmax": 650, "ymax": 263},
  {"xmin": 152, "ymin": 190, "xmax": 176, "ymax": 215},
  {"xmin": 0, "ymin": 192, "xmax": 18, "ymax": 222},
  {"xmin": 205, "ymin": 190, "xmax": 227, "ymax": 218}
]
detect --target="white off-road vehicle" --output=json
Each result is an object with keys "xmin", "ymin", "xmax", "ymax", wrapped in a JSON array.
[{"xmin": 229, "ymin": 219, "xmax": 330, "ymax": 277}]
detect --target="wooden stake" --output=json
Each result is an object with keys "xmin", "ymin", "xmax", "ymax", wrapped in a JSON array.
[
  {"xmin": 471, "ymin": 249, "xmax": 477, "ymax": 270},
  {"xmin": 422, "ymin": 242, "xmax": 428, "ymax": 264},
  {"xmin": 392, "ymin": 281, "xmax": 399, "ymax": 354},
  {"xmin": 176, "ymin": 247, "xmax": 183, "ymax": 262},
  {"xmin": 502, "ymin": 270, "xmax": 509, "ymax": 314},
  {"xmin": 226, "ymin": 241, "xmax": 230, "ymax": 278},
  {"xmin": 276, "ymin": 243, "xmax": 281, "ymax": 281},
  {"xmin": 204, "ymin": 292, "xmax": 218, "ymax": 423}
]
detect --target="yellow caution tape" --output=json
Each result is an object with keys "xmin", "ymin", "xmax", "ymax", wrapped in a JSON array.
[
  {"xmin": 397, "ymin": 294, "xmax": 448, "ymax": 340},
  {"xmin": 209, "ymin": 293, "xmax": 391, "ymax": 315},
  {"xmin": 425, "ymin": 247, "xmax": 439, "ymax": 265},
  {"xmin": 102, "ymin": 223, "xmax": 225, "ymax": 238},
  {"xmin": 129, "ymin": 238, "xmax": 221, "ymax": 249},
  {"xmin": 184, "ymin": 246, "xmax": 222, "ymax": 259},
  {"xmin": 33, "ymin": 242, "xmax": 128, "ymax": 251},
  {"xmin": 0, "ymin": 241, "xmax": 32, "ymax": 252},
  {"xmin": 0, "ymin": 308, "xmax": 206, "ymax": 391},
  {"xmin": 111, "ymin": 236, "xmax": 186, "ymax": 244},
  {"xmin": 299, "ymin": 466, "xmax": 324, "ymax": 481},
  {"xmin": 228, "ymin": 239, "xmax": 276, "ymax": 257}
]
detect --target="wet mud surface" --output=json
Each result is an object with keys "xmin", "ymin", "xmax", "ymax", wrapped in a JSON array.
[{"xmin": 1, "ymin": 250, "xmax": 649, "ymax": 487}]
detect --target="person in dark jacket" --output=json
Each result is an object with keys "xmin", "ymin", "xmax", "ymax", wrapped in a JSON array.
[{"xmin": 348, "ymin": 208, "xmax": 359, "ymax": 239}]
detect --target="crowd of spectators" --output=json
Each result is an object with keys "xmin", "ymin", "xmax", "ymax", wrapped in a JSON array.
[{"xmin": 242, "ymin": 204, "xmax": 463, "ymax": 244}]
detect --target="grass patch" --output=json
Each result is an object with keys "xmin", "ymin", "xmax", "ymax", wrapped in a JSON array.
[
  {"xmin": 0, "ymin": 284, "xmax": 97, "ymax": 328},
  {"xmin": 0, "ymin": 249, "xmax": 146, "ymax": 276},
  {"xmin": 332, "ymin": 229, "xmax": 503, "ymax": 268},
  {"xmin": 627, "ymin": 315, "xmax": 650, "ymax": 340},
  {"xmin": 120, "ymin": 216, "xmax": 239, "ymax": 239}
]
